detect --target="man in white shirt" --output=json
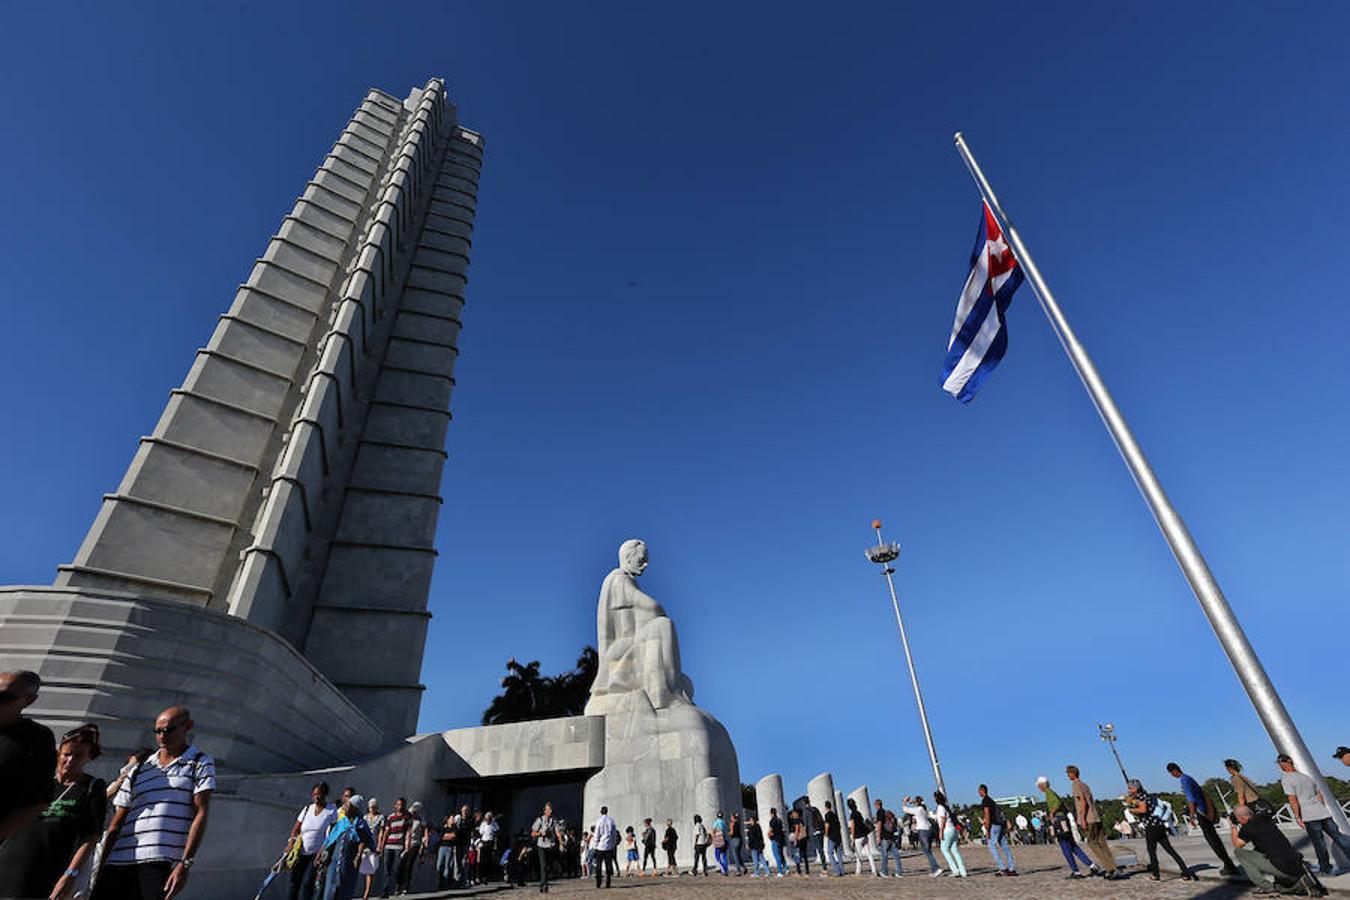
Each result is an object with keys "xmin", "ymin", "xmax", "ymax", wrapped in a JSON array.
[
  {"xmin": 1279, "ymin": 753, "xmax": 1349, "ymax": 875},
  {"xmin": 592, "ymin": 805, "xmax": 619, "ymax": 888},
  {"xmin": 93, "ymin": 706, "xmax": 215, "ymax": 900}
]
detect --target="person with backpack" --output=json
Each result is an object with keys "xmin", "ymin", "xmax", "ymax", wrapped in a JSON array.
[
  {"xmin": 639, "ymin": 818, "xmax": 658, "ymax": 875},
  {"xmin": 977, "ymin": 784, "xmax": 1017, "ymax": 876},
  {"xmin": 846, "ymin": 798, "xmax": 876, "ymax": 876},
  {"xmin": 1225, "ymin": 758, "xmax": 1266, "ymax": 809},
  {"xmin": 1167, "ymin": 762, "xmax": 1238, "ymax": 876},
  {"xmin": 690, "ymin": 813, "xmax": 710, "ymax": 875},
  {"xmin": 711, "ymin": 811, "xmax": 729, "ymax": 874},
  {"xmin": 933, "ymin": 791, "xmax": 966, "ymax": 877},
  {"xmin": 531, "ymin": 802, "xmax": 561, "ymax": 893},
  {"xmin": 873, "ymin": 799, "xmax": 901, "ymax": 877},
  {"xmin": 661, "ymin": 819, "xmax": 679, "ymax": 876},
  {"xmin": 1036, "ymin": 776, "xmax": 1101, "ymax": 879},
  {"xmin": 1127, "ymin": 779, "xmax": 1196, "ymax": 882}
]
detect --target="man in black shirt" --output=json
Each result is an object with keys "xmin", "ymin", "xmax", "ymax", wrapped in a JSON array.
[
  {"xmin": 0, "ymin": 670, "xmax": 56, "ymax": 840},
  {"xmin": 979, "ymin": 784, "xmax": 1017, "ymax": 875},
  {"xmin": 1231, "ymin": 805, "xmax": 1305, "ymax": 891},
  {"xmin": 822, "ymin": 801, "xmax": 844, "ymax": 875}
]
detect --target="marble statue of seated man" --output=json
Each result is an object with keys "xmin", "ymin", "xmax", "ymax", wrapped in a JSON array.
[{"xmin": 585, "ymin": 539, "xmax": 695, "ymax": 714}]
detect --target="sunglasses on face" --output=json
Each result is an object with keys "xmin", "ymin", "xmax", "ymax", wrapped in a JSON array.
[{"xmin": 153, "ymin": 722, "xmax": 186, "ymax": 735}]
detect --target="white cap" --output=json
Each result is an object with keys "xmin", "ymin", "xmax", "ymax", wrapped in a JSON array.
[{"xmin": 1035, "ymin": 775, "xmax": 1049, "ymax": 786}]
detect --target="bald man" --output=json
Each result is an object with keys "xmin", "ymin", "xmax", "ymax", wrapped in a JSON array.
[
  {"xmin": 0, "ymin": 670, "xmax": 56, "ymax": 839},
  {"xmin": 94, "ymin": 706, "xmax": 215, "ymax": 900}
]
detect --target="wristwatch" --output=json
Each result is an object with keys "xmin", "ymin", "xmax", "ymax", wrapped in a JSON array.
[
  {"xmin": 180, "ymin": 857, "xmax": 195, "ymax": 870},
  {"xmin": 64, "ymin": 868, "xmax": 79, "ymax": 878}
]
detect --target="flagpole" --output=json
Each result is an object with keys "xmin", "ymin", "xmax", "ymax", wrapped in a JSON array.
[{"xmin": 952, "ymin": 132, "xmax": 1348, "ymax": 833}]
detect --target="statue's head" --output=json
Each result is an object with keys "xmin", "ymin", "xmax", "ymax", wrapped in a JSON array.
[{"xmin": 618, "ymin": 539, "xmax": 648, "ymax": 576}]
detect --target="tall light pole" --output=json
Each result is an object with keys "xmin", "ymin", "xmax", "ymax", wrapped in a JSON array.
[
  {"xmin": 866, "ymin": 519, "xmax": 946, "ymax": 797},
  {"xmin": 1097, "ymin": 723, "xmax": 1130, "ymax": 788}
]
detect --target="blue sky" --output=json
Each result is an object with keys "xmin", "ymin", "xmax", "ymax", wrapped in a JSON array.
[{"xmin": 2, "ymin": 2, "xmax": 1347, "ymax": 806}]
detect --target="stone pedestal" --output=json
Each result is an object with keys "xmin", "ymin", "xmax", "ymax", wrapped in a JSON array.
[
  {"xmin": 582, "ymin": 691, "xmax": 740, "ymax": 865},
  {"xmin": 755, "ymin": 773, "xmax": 786, "ymax": 831}
]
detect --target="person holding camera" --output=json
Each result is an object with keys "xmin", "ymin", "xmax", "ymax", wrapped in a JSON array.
[{"xmin": 1230, "ymin": 804, "xmax": 1317, "ymax": 895}]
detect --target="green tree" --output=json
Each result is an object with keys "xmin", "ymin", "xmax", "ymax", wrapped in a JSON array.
[{"xmin": 480, "ymin": 646, "xmax": 597, "ymax": 725}]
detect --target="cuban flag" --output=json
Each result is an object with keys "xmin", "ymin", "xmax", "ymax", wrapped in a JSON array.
[{"xmin": 940, "ymin": 202, "xmax": 1025, "ymax": 402}]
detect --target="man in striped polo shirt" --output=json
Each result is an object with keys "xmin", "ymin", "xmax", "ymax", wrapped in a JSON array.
[{"xmin": 93, "ymin": 706, "xmax": 214, "ymax": 899}]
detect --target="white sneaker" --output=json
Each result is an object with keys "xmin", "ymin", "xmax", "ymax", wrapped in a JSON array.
[{"xmin": 930, "ymin": 869, "xmax": 944, "ymax": 877}]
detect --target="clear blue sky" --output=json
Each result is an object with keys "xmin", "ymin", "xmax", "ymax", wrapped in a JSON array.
[{"xmin": 2, "ymin": 2, "xmax": 1346, "ymax": 806}]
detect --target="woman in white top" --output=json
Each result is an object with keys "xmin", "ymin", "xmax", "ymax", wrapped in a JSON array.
[
  {"xmin": 902, "ymin": 795, "xmax": 943, "ymax": 876},
  {"xmin": 933, "ymin": 791, "xmax": 967, "ymax": 878},
  {"xmin": 361, "ymin": 799, "xmax": 385, "ymax": 900},
  {"xmin": 285, "ymin": 781, "xmax": 337, "ymax": 900}
]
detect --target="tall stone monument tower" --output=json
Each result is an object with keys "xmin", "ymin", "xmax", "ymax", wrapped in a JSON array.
[{"xmin": 1, "ymin": 79, "xmax": 481, "ymax": 772}]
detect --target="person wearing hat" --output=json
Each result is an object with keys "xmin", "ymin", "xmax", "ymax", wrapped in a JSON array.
[
  {"xmin": 1279, "ymin": 753, "xmax": 1350, "ymax": 876},
  {"xmin": 1335, "ymin": 747, "xmax": 1350, "ymax": 768},
  {"xmin": 319, "ymin": 794, "xmax": 375, "ymax": 900}
]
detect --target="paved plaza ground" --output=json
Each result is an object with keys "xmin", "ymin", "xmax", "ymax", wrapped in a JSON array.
[{"xmin": 395, "ymin": 840, "xmax": 1344, "ymax": 899}]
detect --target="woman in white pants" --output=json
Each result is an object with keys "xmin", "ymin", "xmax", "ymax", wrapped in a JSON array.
[
  {"xmin": 934, "ymin": 791, "xmax": 967, "ymax": 878},
  {"xmin": 846, "ymin": 799, "xmax": 877, "ymax": 876}
]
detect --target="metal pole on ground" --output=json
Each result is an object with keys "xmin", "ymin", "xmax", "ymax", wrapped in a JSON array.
[
  {"xmin": 866, "ymin": 520, "xmax": 946, "ymax": 798},
  {"xmin": 953, "ymin": 131, "xmax": 1348, "ymax": 833}
]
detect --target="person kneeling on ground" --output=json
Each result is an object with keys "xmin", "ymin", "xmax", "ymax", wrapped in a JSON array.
[{"xmin": 1230, "ymin": 804, "xmax": 1324, "ymax": 897}]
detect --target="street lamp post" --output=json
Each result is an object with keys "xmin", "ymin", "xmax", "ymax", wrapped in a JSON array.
[
  {"xmin": 1098, "ymin": 723, "xmax": 1130, "ymax": 787},
  {"xmin": 866, "ymin": 519, "xmax": 946, "ymax": 797}
]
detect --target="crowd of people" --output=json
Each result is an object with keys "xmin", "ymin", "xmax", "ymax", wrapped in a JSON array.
[{"xmin": 2, "ymin": 668, "xmax": 1348, "ymax": 898}]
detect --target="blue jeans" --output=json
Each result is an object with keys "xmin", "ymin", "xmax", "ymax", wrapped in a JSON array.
[
  {"xmin": 916, "ymin": 828, "xmax": 940, "ymax": 873},
  {"xmin": 321, "ymin": 852, "xmax": 358, "ymax": 900},
  {"xmin": 988, "ymin": 824, "xmax": 1016, "ymax": 871},
  {"xmin": 770, "ymin": 841, "xmax": 787, "ymax": 874},
  {"xmin": 1056, "ymin": 836, "xmax": 1094, "ymax": 872},
  {"xmin": 878, "ymin": 838, "xmax": 902, "ymax": 875},
  {"xmin": 809, "ymin": 834, "xmax": 825, "ymax": 868},
  {"xmin": 825, "ymin": 838, "xmax": 844, "ymax": 875},
  {"xmin": 730, "ymin": 837, "xmax": 746, "ymax": 872},
  {"xmin": 751, "ymin": 849, "xmax": 770, "ymax": 875},
  {"xmin": 1305, "ymin": 817, "xmax": 1350, "ymax": 872},
  {"xmin": 436, "ymin": 844, "xmax": 457, "ymax": 884},
  {"xmin": 714, "ymin": 845, "xmax": 728, "ymax": 874},
  {"xmin": 381, "ymin": 848, "xmax": 400, "ymax": 894}
]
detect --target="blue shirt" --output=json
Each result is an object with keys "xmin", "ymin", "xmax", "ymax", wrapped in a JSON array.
[{"xmin": 1178, "ymin": 774, "xmax": 1208, "ymax": 815}]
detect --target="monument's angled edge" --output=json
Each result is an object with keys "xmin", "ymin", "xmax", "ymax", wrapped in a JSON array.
[{"xmin": 3, "ymin": 78, "xmax": 483, "ymax": 773}]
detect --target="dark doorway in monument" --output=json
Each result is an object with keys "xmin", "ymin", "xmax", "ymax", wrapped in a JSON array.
[{"xmin": 440, "ymin": 771, "xmax": 590, "ymax": 840}]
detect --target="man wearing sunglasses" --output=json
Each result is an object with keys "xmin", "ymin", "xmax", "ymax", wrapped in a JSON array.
[
  {"xmin": 0, "ymin": 670, "xmax": 57, "ymax": 840},
  {"xmin": 93, "ymin": 706, "xmax": 215, "ymax": 900}
]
